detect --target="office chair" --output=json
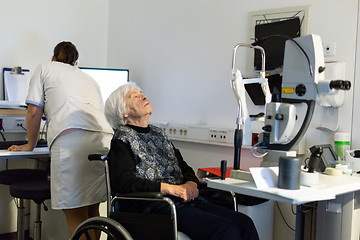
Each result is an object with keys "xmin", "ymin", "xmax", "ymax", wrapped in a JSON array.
[{"xmin": 0, "ymin": 169, "xmax": 48, "ymax": 240}]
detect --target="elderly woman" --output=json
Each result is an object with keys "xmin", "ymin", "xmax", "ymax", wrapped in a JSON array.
[{"xmin": 104, "ymin": 82, "xmax": 259, "ymax": 240}]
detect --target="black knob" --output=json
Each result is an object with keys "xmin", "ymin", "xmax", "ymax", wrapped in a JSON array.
[
  {"xmin": 318, "ymin": 66, "xmax": 326, "ymax": 73},
  {"xmin": 295, "ymin": 84, "xmax": 306, "ymax": 96},
  {"xmin": 221, "ymin": 160, "xmax": 227, "ymax": 180},
  {"xmin": 262, "ymin": 125, "xmax": 272, "ymax": 132}
]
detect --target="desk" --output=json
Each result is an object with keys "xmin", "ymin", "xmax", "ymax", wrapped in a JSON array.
[
  {"xmin": 205, "ymin": 173, "xmax": 360, "ymax": 240},
  {"xmin": 0, "ymin": 147, "xmax": 50, "ymax": 159},
  {"xmin": 0, "ymin": 109, "xmax": 26, "ymax": 116}
]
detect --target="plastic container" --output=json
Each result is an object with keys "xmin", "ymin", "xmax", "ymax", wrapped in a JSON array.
[
  {"xmin": 344, "ymin": 150, "xmax": 360, "ymax": 172},
  {"xmin": 334, "ymin": 132, "xmax": 350, "ymax": 162}
]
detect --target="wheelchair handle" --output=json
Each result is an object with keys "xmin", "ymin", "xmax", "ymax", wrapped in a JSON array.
[{"xmin": 88, "ymin": 154, "xmax": 109, "ymax": 162}]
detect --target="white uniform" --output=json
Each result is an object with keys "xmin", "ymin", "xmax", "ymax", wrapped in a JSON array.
[{"xmin": 26, "ymin": 61, "xmax": 114, "ymax": 209}]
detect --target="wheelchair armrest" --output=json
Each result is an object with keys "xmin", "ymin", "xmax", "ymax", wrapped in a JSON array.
[
  {"xmin": 114, "ymin": 192, "xmax": 164, "ymax": 199},
  {"xmin": 88, "ymin": 154, "xmax": 108, "ymax": 162},
  {"xmin": 198, "ymin": 179, "xmax": 208, "ymax": 189}
]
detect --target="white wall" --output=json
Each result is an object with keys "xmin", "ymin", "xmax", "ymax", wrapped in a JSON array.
[
  {"xmin": 0, "ymin": 0, "xmax": 110, "ymax": 99},
  {"xmin": 0, "ymin": 0, "xmax": 110, "ymax": 237},
  {"xmin": 107, "ymin": 0, "xmax": 358, "ymax": 161}
]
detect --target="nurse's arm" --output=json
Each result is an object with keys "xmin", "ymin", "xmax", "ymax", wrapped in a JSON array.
[{"xmin": 7, "ymin": 104, "xmax": 43, "ymax": 151}]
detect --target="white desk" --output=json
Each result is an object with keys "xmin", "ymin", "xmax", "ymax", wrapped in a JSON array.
[
  {"xmin": 205, "ymin": 173, "xmax": 360, "ymax": 240},
  {"xmin": 0, "ymin": 147, "xmax": 50, "ymax": 159}
]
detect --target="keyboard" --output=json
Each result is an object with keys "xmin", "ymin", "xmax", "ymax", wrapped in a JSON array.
[{"xmin": 0, "ymin": 140, "xmax": 48, "ymax": 150}]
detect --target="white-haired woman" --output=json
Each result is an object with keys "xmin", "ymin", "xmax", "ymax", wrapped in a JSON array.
[{"xmin": 104, "ymin": 82, "xmax": 259, "ymax": 240}]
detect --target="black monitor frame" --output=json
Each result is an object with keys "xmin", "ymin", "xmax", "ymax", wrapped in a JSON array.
[{"xmin": 309, "ymin": 144, "xmax": 339, "ymax": 172}]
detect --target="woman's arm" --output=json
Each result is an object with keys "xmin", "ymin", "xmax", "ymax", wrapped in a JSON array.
[
  {"xmin": 161, "ymin": 181, "xmax": 199, "ymax": 202},
  {"xmin": 161, "ymin": 146, "xmax": 199, "ymax": 201}
]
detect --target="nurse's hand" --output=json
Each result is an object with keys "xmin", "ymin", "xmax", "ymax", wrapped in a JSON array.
[{"xmin": 7, "ymin": 144, "xmax": 34, "ymax": 152}]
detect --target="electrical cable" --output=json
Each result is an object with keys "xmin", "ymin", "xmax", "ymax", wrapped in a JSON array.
[
  {"xmin": 251, "ymin": 34, "xmax": 313, "ymax": 77},
  {"xmin": 291, "ymin": 204, "xmax": 297, "ymax": 215},
  {"xmin": 17, "ymin": 124, "xmax": 27, "ymax": 132},
  {"xmin": 303, "ymin": 157, "xmax": 310, "ymax": 170},
  {"xmin": 0, "ymin": 129, "xmax": 6, "ymax": 141},
  {"xmin": 251, "ymin": 141, "xmax": 269, "ymax": 158},
  {"xmin": 276, "ymin": 202, "xmax": 295, "ymax": 232}
]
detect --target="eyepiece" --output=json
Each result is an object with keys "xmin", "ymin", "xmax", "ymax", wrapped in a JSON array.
[{"xmin": 329, "ymin": 80, "xmax": 351, "ymax": 90}]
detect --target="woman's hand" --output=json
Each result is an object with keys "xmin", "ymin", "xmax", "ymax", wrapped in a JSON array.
[
  {"xmin": 161, "ymin": 181, "xmax": 199, "ymax": 202},
  {"xmin": 7, "ymin": 144, "xmax": 34, "ymax": 152}
]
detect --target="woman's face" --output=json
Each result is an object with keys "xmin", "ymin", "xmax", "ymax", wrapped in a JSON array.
[{"xmin": 124, "ymin": 88, "xmax": 152, "ymax": 122}]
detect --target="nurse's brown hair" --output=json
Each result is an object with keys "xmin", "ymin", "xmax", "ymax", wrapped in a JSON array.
[{"xmin": 53, "ymin": 41, "xmax": 79, "ymax": 66}]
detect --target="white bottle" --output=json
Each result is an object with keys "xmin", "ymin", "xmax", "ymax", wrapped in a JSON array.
[{"xmin": 334, "ymin": 132, "xmax": 350, "ymax": 163}]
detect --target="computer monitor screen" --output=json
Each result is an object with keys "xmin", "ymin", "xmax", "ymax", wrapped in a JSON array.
[{"xmin": 80, "ymin": 67, "xmax": 129, "ymax": 103}]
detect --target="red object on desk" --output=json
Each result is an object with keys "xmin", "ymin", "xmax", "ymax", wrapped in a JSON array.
[{"xmin": 197, "ymin": 167, "xmax": 234, "ymax": 179}]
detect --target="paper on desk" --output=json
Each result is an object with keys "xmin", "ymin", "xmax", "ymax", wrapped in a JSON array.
[
  {"xmin": 249, "ymin": 167, "xmax": 335, "ymax": 203},
  {"xmin": 249, "ymin": 167, "xmax": 279, "ymax": 189},
  {"xmin": 4, "ymin": 70, "xmax": 30, "ymax": 104}
]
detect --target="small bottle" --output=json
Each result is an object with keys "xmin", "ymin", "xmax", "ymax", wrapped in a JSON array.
[{"xmin": 334, "ymin": 132, "xmax": 350, "ymax": 164}]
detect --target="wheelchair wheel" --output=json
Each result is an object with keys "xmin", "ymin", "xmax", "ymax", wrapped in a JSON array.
[{"xmin": 71, "ymin": 216, "xmax": 133, "ymax": 240}]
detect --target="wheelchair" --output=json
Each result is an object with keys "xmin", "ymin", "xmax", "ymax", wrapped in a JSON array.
[
  {"xmin": 71, "ymin": 154, "xmax": 191, "ymax": 240},
  {"xmin": 71, "ymin": 154, "xmax": 263, "ymax": 240}
]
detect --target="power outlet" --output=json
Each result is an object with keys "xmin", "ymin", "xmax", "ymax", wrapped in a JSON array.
[
  {"xmin": 2, "ymin": 117, "xmax": 27, "ymax": 132},
  {"xmin": 15, "ymin": 119, "xmax": 26, "ymax": 131},
  {"xmin": 166, "ymin": 127, "xmax": 189, "ymax": 139},
  {"xmin": 209, "ymin": 129, "xmax": 228, "ymax": 143}
]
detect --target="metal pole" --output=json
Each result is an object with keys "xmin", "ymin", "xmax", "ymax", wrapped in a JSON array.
[{"xmin": 17, "ymin": 198, "xmax": 25, "ymax": 240}]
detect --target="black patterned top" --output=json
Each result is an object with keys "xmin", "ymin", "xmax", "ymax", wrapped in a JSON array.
[{"xmin": 108, "ymin": 124, "xmax": 199, "ymax": 194}]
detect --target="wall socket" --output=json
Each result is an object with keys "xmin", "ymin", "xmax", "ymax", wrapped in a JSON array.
[
  {"xmin": 165, "ymin": 127, "xmax": 189, "ymax": 139},
  {"xmin": 15, "ymin": 119, "xmax": 26, "ymax": 130},
  {"xmin": 209, "ymin": 129, "xmax": 228, "ymax": 143},
  {"xmin": 152, "ymin": 122, "xmax": 235, "ymax": 147},
  {"xmin": 2, "ymin": 117, "xmax": 27, "ymax": 132}
]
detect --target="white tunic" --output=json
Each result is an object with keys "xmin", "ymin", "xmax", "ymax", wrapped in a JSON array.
[
  {"xmin": 26, "ymin": 61, "xmax": 114, "ymax": 209},
  {"xmin": 26, "ymin": 61, "xmax": 113, "ymax": 147}
]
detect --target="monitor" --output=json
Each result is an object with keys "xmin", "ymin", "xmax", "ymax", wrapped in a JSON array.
[
  {"xmin": 80, "ymin": 67, "xmax": 129, "ymax": 103},
  {"xmin": 309, "ymin": 144, "xmax": 338, "ymax": 172}
]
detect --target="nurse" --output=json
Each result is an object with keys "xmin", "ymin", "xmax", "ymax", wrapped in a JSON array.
[{"xmin": 8, "ymin": 41, "xmax": 113, "ymax": 239}]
